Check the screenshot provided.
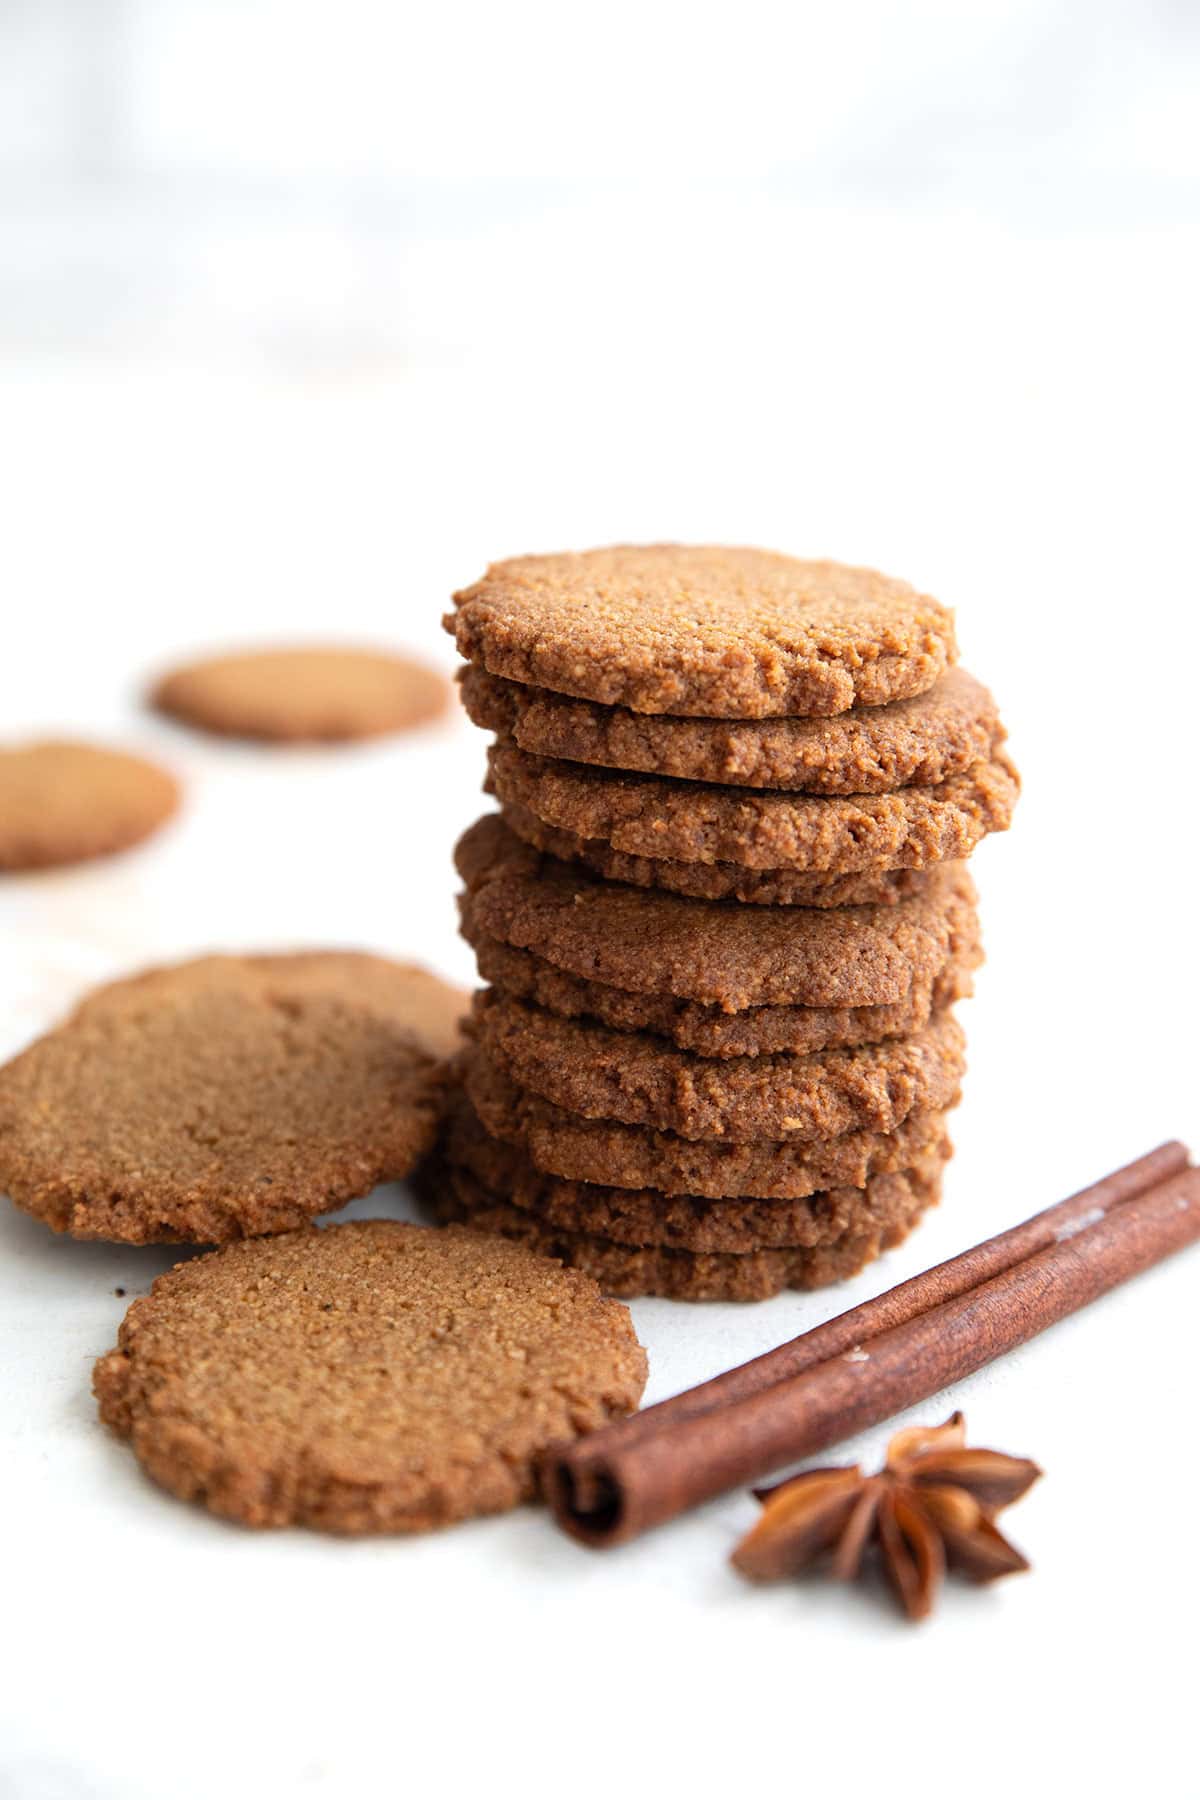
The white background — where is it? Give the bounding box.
[1,4,1198,1797]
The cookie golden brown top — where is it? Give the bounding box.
[467,913,980,1059]
[461,666,998,793]
[448,545,956,718]
[464,1046,957,1200]
[94,1221,647,1532]
[456,813,976,1013]
[0,739,178,871]
[487,741,1019,876]
[500,800,927,908]
[473,992,966,1143]
[0,952,467,1243]
[151,645,449,742]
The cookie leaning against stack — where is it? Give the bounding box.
[439,544,1018,1300]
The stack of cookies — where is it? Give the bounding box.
[438,545,1018,1301]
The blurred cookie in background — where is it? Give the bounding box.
[149,644,450,743]
[0,739,179,871]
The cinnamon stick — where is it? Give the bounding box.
[542,1142,1196,1546]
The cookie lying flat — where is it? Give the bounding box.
[433,1158,942,1301]
[500,801,926,907]
[76,951,466,1058]
[456,812,975,1012]
[464,1048,958,1199]
[472,993,966,1143]
[94,1221,647,1532]
[151,645,449,742]
[487,741,1019,875]
[0,740,178,871]
[0,953,466,1243]
[469,924,980,1058]
[447,545,956,719]
[445,1093,952,1254]
[462,666,999,794]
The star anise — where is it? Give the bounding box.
[731,1412,1041,1621]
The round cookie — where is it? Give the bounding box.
[487,741,1019,875]
[433,1157,942,1302]
[500,801,927,907]
[472,993,966,1143]
[76,951,467,1059]
[0,740,178,871]
[456,812,976,1013]
[461,665,999,794]
[464,1049,957,1200]
[444,1093,953,1254]
[447,545,957,719]
[94,1221,647,1532]
[468,926,980,1058]
[0,952,467,1243]
[151,645,449,742]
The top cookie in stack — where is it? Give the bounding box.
[439,545,1018,1300]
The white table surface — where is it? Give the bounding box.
[2,321,1198,1800]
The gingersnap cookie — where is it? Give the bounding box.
[456,813,976,1013]
[461,666,999,794]
[487,741,1019,875]
[501,800,926,907]
[464,1049,956,1199]
[472,993,966,1142]
[150,645,449,742]
[77,951,467,1058]
[433,1157,942,1301]
[0,739,178,871]
[469,924,980,1058]
[94,1221,647,1531]
[447,546,956,718]
[444,1092,952,1254]
[0,952,467,1243]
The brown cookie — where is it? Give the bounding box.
[0,953,467,1243]
[433,1157,942,1301]
[151,645,449,742]
[469,924,980,1058]
[0,740,179,871]
[447,545,956,718]
[471,993,966,1142]
[94,1221,647,1532]
[465,1048,957,1199]
[501,800,926,907]
[487,740,1019,875]
[76,951,467,1058]
[444,1092,952,1254]
[456,812,976,1012]
[461,665,999,794]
